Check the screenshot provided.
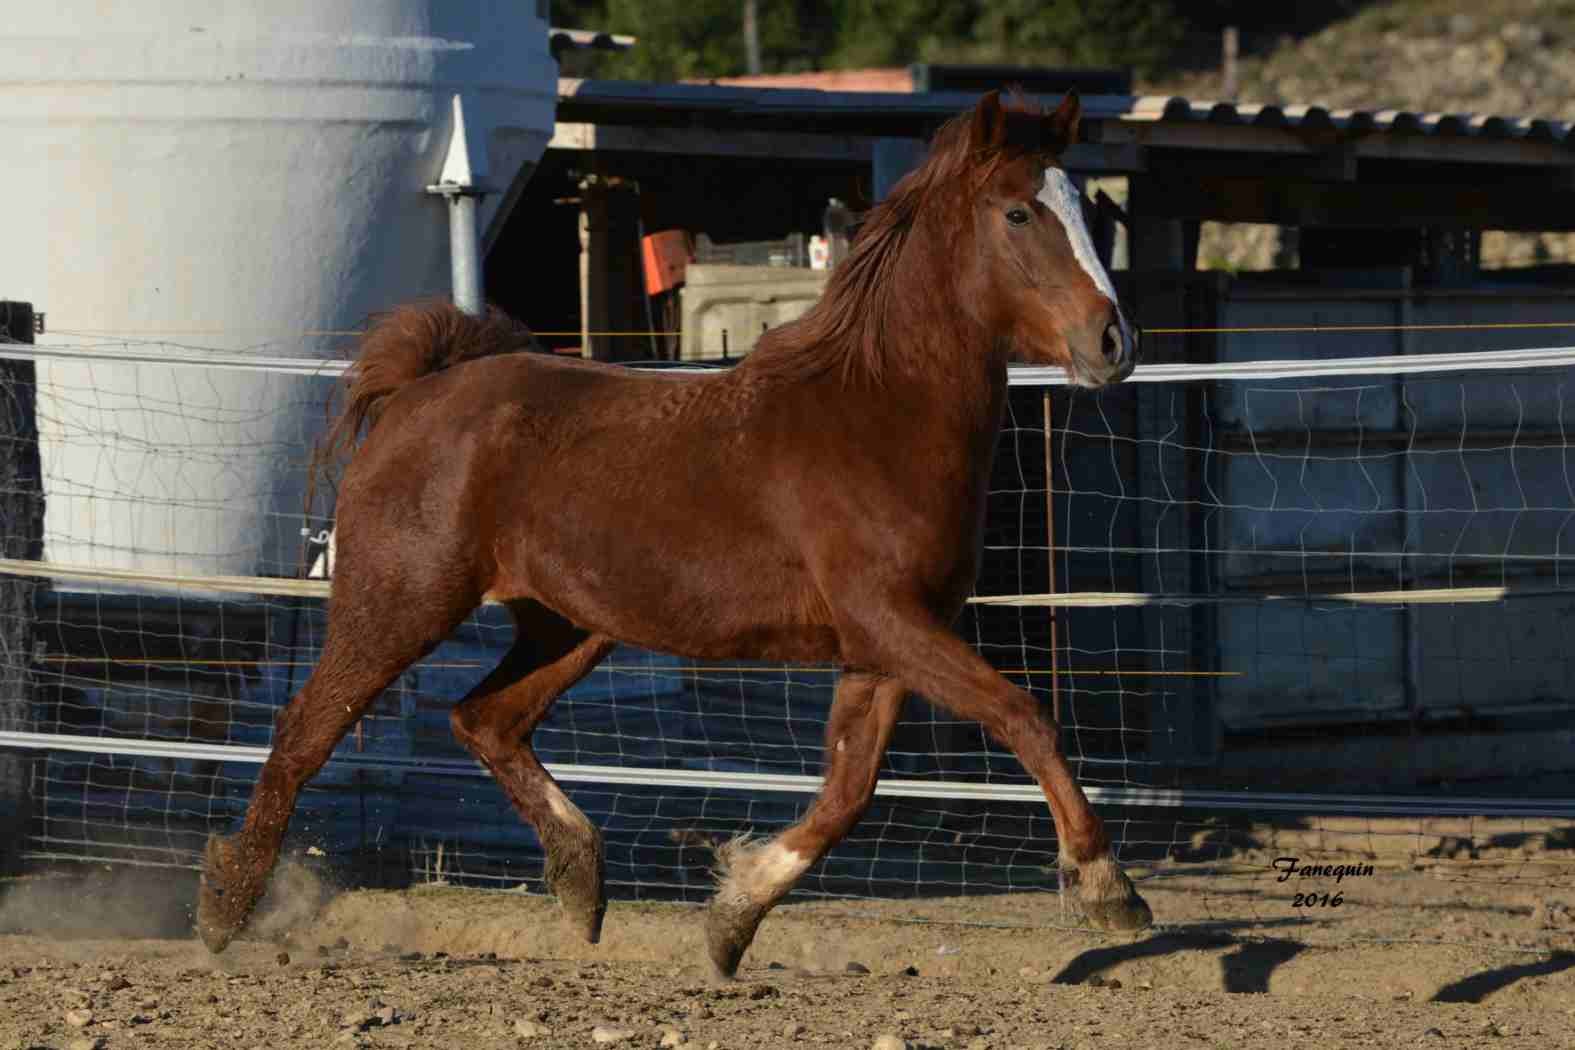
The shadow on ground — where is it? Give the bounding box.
[1432,952,1575,1004]
[1051,919,1315,991]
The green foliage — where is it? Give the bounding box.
[826,0,980,69]
[967,0,1184,73]
[547,0,1383,83]
[597,0,749,81]
[822,0,1186,75]
[553,0,842,80]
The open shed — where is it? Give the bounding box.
[487,78,1575,355]
[479,78,1575,794]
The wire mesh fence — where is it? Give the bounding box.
[1,324,1574,943]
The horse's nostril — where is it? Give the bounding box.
[1102,322,1123,363]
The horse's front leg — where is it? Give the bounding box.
[845,602,1152,933]
[706,671,906,979]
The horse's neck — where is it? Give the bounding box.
[880,275,1012,453]
[906,345,1012,467]
[821,325,1012,480]
[746,217,1013,458]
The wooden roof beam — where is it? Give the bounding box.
[1136,173,1575,231]
[1091,119,1575,170]
[549,121,1145,173]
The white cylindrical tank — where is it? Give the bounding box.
[0,1,556,584]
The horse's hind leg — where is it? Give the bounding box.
[706,670,906,979]
[449,602,615,943]
[197,591,473,953]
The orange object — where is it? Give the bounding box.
[642,230,691,296]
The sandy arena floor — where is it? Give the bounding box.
[5,844,1575,1050]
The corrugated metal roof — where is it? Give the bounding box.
[548,27,636,55]
[556,78,1575,162]
[1129,96,1575,147]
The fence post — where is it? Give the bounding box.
[0,301,43,878]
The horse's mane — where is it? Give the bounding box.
[743,91,1044,388]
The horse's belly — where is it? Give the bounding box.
[497,533,844,665]
[620,621,844,665]
[552,593,844,666]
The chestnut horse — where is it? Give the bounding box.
[196,89,1150,977]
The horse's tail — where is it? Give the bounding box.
[305,299,538,534]
[322,299,537,462]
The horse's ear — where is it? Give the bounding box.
[971,89,1007,152]
[1042,89,1082,156]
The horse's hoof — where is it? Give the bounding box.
[1066,855,1153,933]
[564,901,606,946]
[705,894,765,980]
[196,835,247,954]
[546,848,606,946]
[1082,889,1153,932]
[706,928,747,980]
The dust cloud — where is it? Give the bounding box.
[0,856,332,946]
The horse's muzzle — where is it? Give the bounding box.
[1101,316,1140,381]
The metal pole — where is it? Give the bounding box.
[426,95,492,318]
[448,193,484,317]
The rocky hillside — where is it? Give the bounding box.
[1139,0,1575,271]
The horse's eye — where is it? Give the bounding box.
[1006,207,1032,227]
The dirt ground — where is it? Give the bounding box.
[5,839,1575,1050]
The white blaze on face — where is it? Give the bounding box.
[1036,167,1128,337]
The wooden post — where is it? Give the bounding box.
[872,139,927,202]
[578,175,645,362]
[1221,26,1239,101]
[1127,177,1201,273]
[1042,391,1061,728]
[1045,389,1064,908]
[742,0,762,75]
[0,301,44,877]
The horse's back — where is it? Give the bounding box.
[346,351,836,659]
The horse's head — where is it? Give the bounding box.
[956,90,1139,387]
